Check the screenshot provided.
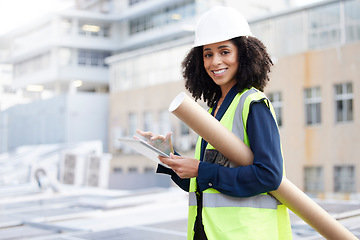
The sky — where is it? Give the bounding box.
[0,0,324,36]
[0,0,73,36]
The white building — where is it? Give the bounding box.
[0,1,118,152]
[0,64,29,112]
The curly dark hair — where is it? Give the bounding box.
[182,36,273,108]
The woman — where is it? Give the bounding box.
[137,6,292,240]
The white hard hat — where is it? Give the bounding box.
[193,6,253,47]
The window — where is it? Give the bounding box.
[129,0,195,35]
[334,83,353,123]
[78,22,111,38]
[268,92,283,127]
[128,167,138,173]
[129,113,137,137]
[334,165,355,192]
[304,87,321,125]
[308,3,341,48]
[344,1,360,43]
[77,50,110,67]
[143,112,153,132]
[144,167,155,173]
[304,166,324,192]
[159,110,171,135]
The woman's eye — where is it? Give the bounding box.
[204,53,212,58]
[221,50,230,55]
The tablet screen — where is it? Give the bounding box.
[117,138,170,168]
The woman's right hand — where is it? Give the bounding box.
[159,154,199,179]
[135,129,174,155]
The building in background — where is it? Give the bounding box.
[107,0,360,197]
[1,1,360,239]
[256,0,360,199]
[1,0,359,196]
[0,0,291,190]
[106,0,293,189]
[0,1,115,153]
[0,64,20,111]
[0,0,115,188]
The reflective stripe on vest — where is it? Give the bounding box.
[189,192,280,209]
[233,88,258,142]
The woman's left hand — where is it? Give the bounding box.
[159,153,199,179]
[136,129,174,155]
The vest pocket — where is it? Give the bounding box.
[204,149,230,167]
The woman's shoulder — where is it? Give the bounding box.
[238,87,267,104]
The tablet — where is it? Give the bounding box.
[117,138,171,168]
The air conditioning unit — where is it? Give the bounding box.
[59,152,85,186]
[84,153,110,188]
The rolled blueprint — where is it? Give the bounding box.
[169,92,357,240]
[271,178,357,240]
[169,92,253,166]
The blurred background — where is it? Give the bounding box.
[0,0,359,239]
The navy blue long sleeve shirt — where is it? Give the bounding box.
[157,96,283,197]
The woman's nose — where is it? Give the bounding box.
[212,54,222,65]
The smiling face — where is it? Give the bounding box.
[203,40,239,95]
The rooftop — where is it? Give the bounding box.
[0,183,359,240]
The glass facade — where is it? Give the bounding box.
[345,0,360,43]
[251,0,360,58]
[78,50,111,68]
[111,44,189,92]
[111,0,360,93]
[129,0,195,35]
[308,3,342,48]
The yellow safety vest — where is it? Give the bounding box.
[187,88,293,240]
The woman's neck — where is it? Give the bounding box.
[214,82,237,116]
[220,82,237,100]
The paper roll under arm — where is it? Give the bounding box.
[271,179,357,240]
[169,92,253,166]
[169,92,357,240]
